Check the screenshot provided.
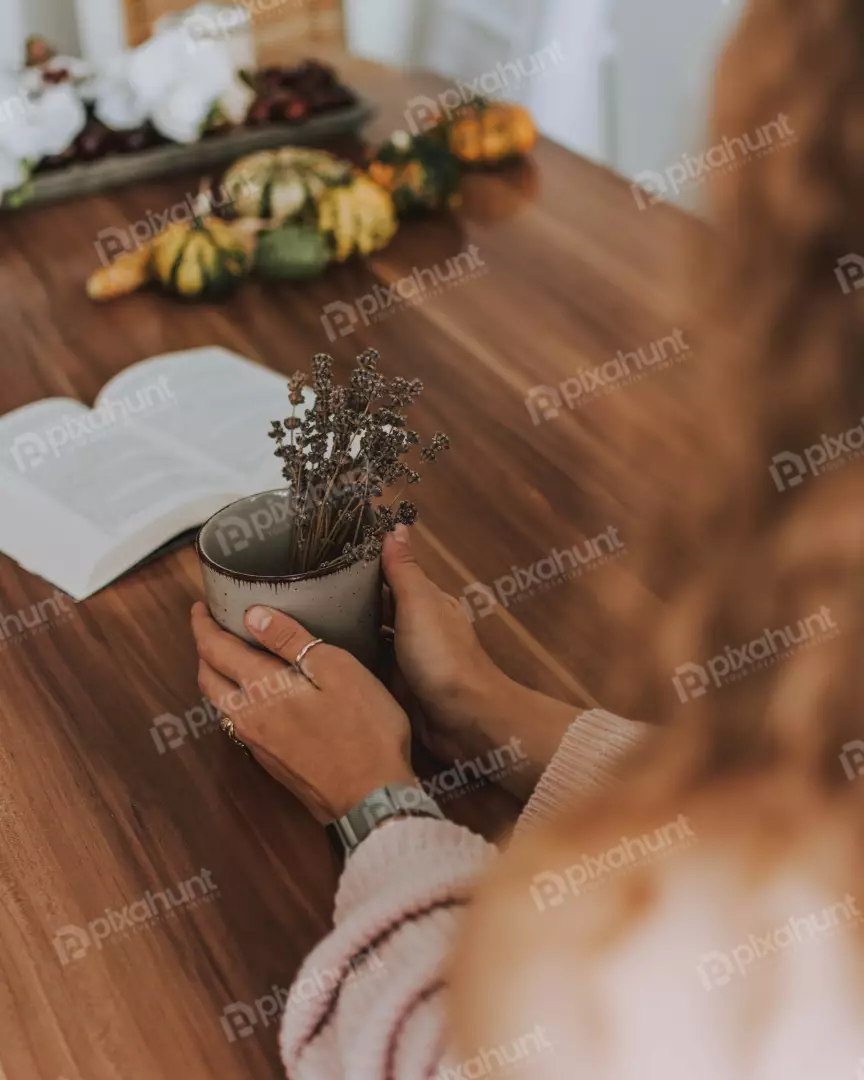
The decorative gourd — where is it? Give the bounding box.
[151,216,251,300]
[254,222,331,281]
[222,147,353,222]
[86,244,153,302]
[439,100,538,165]
[317,173,398,261]
[367,130,462,216]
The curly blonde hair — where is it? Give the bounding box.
[603,0,864,793]
[453,0,864,1067]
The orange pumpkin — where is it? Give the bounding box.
[444,101,538,165]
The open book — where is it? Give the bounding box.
[0,347,310,600]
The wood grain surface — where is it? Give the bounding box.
[0,57,697,1080]
[125,0,345,50]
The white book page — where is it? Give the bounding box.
[0,397,244,599]
[96,346,310,492]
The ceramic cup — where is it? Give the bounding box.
[197,490,383,670]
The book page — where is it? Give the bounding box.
[0,397,244,598]
[0,349,313,598]
[97,346,312,492]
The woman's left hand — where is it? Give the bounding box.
[191,602,416,824]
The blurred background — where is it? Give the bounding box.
[0,0,745,205]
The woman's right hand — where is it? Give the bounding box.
[382,527,580,798]
[382,525,507,764]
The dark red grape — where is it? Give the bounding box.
[246,98,273,125]
[284,98,309,123]
[117,123,158,154]
[76,119,115,161]
[38,144,78,171]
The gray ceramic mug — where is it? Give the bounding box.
[197,490,383,670]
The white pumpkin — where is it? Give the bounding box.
[223,148,353,222]
[0,82,85,161]
[31,84,87,157]
[94,78,149,131]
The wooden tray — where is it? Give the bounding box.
[7,97,376,210]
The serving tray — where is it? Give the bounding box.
[5,97,376,210]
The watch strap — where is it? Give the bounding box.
[325,783,445,857]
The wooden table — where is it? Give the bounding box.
[0,59,695,1080]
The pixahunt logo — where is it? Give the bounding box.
[631,113,795,209]
[841,741,864,782]
[697,894,862,990]
[404,39,565,133]
[0,90,31,127]
[150,696,222,755]
[460,527,625,623]
[770,418,864,491]
[525,330,690,423]
[94,185,248,267]
[530,815,695,911]
[0,591,75,650]
[10,378,175,472]
[220,951,385,1042]
[53,869,218,966]
[184,0,299,49]
[321,247,486,341]
[673,607,839,703]
[835,254,864,296]
[435,1025,554,1080]
[422,738,528,803]
[151,671,296,754]
[211,470,364,557]
[213,495,296,557]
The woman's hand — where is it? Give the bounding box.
[382,526,510,764]
[383,527,581,799]
[191,602,416,824]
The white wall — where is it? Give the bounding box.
[345,0,744,185]
[611,0,744,204]
[0,0,81,67]
[0,0,27,68]
[522,0,613,162]
[344,0,421,68]
[345,0,612,162]
[74,0,127,66]
[0,0,127,70]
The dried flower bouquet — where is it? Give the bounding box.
[268,349,449,575]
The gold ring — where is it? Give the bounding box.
[220,715,248,750]
[294,638,325,686]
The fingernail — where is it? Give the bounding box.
[247,606,273,631]
[393,524,410,544]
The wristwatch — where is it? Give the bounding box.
[325,783,445,857]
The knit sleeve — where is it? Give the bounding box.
[279,817,495,1080]
[278,708,648,1079]
[515,708,649,836]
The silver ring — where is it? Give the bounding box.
[294,638,325,686]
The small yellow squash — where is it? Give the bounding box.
[317,172,398,262]
[151,216,251,300]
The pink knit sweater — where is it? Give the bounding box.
[278,708,646,1079]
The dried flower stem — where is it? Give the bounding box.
[267,349,450,574]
